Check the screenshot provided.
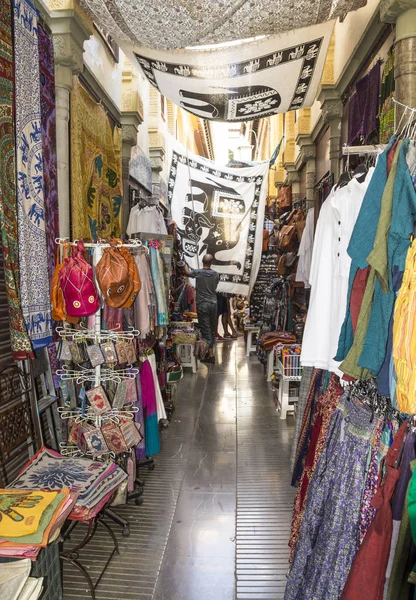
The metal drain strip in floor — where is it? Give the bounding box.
[236,369,296,599]
[62,426,194,599]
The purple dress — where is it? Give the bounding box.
[285,396,377,600]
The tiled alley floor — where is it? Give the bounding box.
[64,339,295,600]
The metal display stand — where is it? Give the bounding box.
[55,239,148,597]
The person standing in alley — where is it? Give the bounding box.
[184,255,219,363]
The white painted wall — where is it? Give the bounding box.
[83,33,123,108]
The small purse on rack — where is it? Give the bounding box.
[60,239,100,317]
[86,385,112,415]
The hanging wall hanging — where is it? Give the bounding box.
[80,0,364,51]
[0,0,33,360]
[13,0,52,351]
[134,22,334,122]
[169,140,268,295]
[70,78,123,241]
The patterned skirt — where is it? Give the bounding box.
[285,395,377,600]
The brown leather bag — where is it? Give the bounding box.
[295,220,306,242]
[96,239,141,309]
[278,186,292,210]
[277,224,297,251]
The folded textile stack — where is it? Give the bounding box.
[9,447,127,522]
[260,331,297,351]
[0,487,76,561]
[0,559,44,600]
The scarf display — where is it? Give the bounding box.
[70,77,122,241]
[149,246,168,327]
[12,0,52,351]
[348,61,381,145]
[0,0,33,360]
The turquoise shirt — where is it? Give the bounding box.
[335,138,396,362]
[359,140,416,374]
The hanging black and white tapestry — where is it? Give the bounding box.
[169,143,268,295]
[134,22,334,122]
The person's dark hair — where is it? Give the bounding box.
[202,254,214,267]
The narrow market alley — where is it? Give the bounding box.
[63,339,295,600]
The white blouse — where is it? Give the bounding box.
[127,205,167,236]
[296,208,315,289]
[300,169,374,376]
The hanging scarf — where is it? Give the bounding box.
[13,0,52,350]
[0,0,33,360]
[70,77,122,241]
[149,246,168,327]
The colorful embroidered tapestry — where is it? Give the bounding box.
[169,140,268,295]
[0,0,33,360]
[134,22,334,122]
[38,21,58,286]
[13,0,52,350]
[0,489,58,537]
[11,447,127,509]
[70,77,122,241]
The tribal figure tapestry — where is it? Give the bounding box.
[169,142,268,295]
[134,22,333,122]
[71,77,122,241]
[0,0,33,360]
[13,0,52,350]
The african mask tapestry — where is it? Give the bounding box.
[169,141,268,295]
[71,77,122,241]
[13,0,52,351]
[134,21,334,122]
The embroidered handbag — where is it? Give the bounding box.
[60,239,100,317]
[51,244,79,323]
[96,239,140,309]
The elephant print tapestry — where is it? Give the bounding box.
[71,77,122,241]
[13,0,52,351]
[134,22,334,122]
[169,143,268,295]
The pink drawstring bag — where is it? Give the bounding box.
[60,239,100,317]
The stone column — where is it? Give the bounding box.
[319,88,343,180]
[285,167,301,202]
[299,141,316,210]
[120,124,138,232]
[120,60,144,232]
[381,1,416,120]
[54,70,72,238]
[48,8,92,237]
[148,86,167,205]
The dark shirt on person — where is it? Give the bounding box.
[188,268,219,305]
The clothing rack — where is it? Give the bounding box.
[342,144,387,155]
[131,190,160,208]
[315,171,333,190]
